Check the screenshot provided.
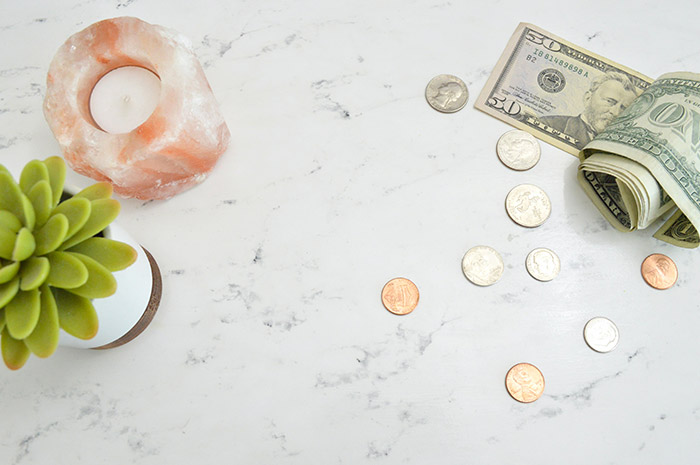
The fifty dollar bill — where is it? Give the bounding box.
[475,23,652,155]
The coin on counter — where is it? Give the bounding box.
[583,317,619,353]
[505,184,551,228]
[641,253,678,290]
[425,74,469,113]
[496,130,541,171]
[505,363,545,403]
[381,278,420,315]
[461,246,504,286]
[525,248,560,282]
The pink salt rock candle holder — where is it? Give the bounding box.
[43,17,230,200]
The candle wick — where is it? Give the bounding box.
[123,95,131,103]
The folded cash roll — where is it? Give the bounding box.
[578,72,700,248]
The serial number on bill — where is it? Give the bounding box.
[526,48,590,77]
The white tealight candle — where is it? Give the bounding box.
[89,66,161,134]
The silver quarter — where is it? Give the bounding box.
[425,74,469,113]
[505,184,551,228]
[496,130,541,171]
[583,317,619,353]
[461,246,504,286]
[525,248,560,282]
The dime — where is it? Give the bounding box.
[505,363,545,403]
[461,246,504,286]
[641,253,678,290]
[496,130,541,171]
[525,248,560,282]
[381,278,419,315]
[583,317,619,353]
[425,74,469,113]
[505,184,551,228]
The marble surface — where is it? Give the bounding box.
[1,1,699,463]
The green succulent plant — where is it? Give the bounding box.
[0,157,137,370]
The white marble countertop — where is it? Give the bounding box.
[1,1,699,463]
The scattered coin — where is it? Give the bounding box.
[505,184,551,228]
[381,277,419,315]
[525,248,560,282]
[496,130,541,171]
[641,253,678,290]
[461,246,504,286]
[505,363,545,403]
[583,317,619,353]
[425,74,469,113]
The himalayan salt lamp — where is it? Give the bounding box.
[43,17,230,200]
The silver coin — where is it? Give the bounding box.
[505,184,551,228]
[461,246,504,286]
[525,248,560,282]
[583,317,619,353]
[425,74,469,113]
[496,130,541,171]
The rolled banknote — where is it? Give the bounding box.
[580,72,700,248]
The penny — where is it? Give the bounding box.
[381,278,419,315]
[461,246,504,286]
[505,363,545,403]
[496,130,541,171]
[425,74,469,113]
[641,253,677,290]
[505,184,551,228]
[583,317,619,353]
[525,248,560,282]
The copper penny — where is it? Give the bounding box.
[505,363,545,403]
[381,278,419,315]
[641,253,678,290]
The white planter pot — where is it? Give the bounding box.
[56,189,161,349]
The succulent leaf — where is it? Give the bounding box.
[19,160,49,195]
[0,308,4,332]
[5,288,41,339]
[54,289,98,340]
[0,226,16,260]
[52,197,91,241]
[67,238,137,272]
[43,157,66,208]
[74,182,113,201]
[20,194,36,230]
[12,228,36,262]
[27,180,53,228]
[46,251,89,289]
[24,286,59,358]
[0,276,19,308]
[66,253,117,299]
[0,165,9,176]
[20,257,50,291]
[0,211,22,232]
[0,173,26,223]
[1,328,30,370]
[60,199,120,250]
[34,214,69,256]
[0,261,20,284]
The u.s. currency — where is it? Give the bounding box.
[583,317,619,353]
[579,72,700,248]
[505,363,545,403]
[461,246,504,286]
[640,253,678,290]
[425,74,469,113]
[505,184,551,227]
[476,23,652,155]
[525,248,560,281]
[496,129,541,170]
[381,278,420,315]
